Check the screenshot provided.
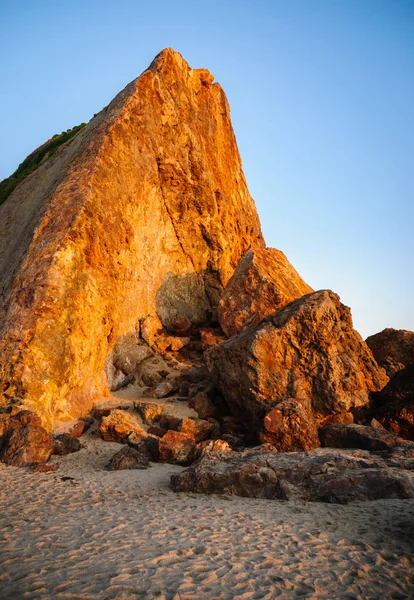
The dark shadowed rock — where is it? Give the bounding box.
[319,423,402,451]
[207,290,388,436]
[158,430,196,465]
[179,418,215,442]
[0,425,53,466]
[218,248,313,337]
[53,433,82,455]
[106,445,150,470]
[259,398,320,451]
[134,400,165,424]
[372,365,414,440]
[366,328,414,376]
[189,391,218,420]
[171,447,414,503]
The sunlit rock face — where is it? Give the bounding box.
[0,48,264,429]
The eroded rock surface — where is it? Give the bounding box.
[207,290,388,435]
[0,48,264,429]
[366,328,414,377]
[171,447,414,503]
[373,365,414,441]
[259,398,320,452]
[99,409,147,443]
[218,248,312,337]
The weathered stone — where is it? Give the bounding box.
[67,416,94,437]
[218,248,313,337]
[373,365,414,440]
[147,424,167,438]
[319,423,402,451]
[194,439,232,460]
[140,314,163,347]
[180,366,209,384]
[221,433,245,449]
[179,418,215,442]
[158,430,196,465]
[133,401,164,424]
[158,414,182,432]
[106,445,150,470]
[153,335,191,353]
[189,391,218,420]
[99,409,147,443]
[0,48,264,429]
[0,425,53,466]
[171,447,414,503]
[319,412,354,427]
[366,328,414,376]
[9,410,42,428]
[259,398,320,452]
[149,380,179,399]
[199,327,227,350]
[53,433,82,455]
[207,290,388,435]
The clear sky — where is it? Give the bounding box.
[1,0,413,338]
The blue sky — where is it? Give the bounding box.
[0,0,413,338]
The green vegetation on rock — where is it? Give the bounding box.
[0,123,86,207]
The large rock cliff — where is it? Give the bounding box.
[0,49,264,429]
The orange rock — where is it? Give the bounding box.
[0,425,53,466]
[194,439,232,460]
[218,248,313,337]
[99,409,147,443]
[179,418,215,442]
[30,463,59,473]
[0,48,264,429]
[259,399,320,452]
[207,290,389,435]
[158,430,196,465]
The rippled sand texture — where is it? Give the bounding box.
[1,440,413,599]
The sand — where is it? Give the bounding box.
[1,424,414,599]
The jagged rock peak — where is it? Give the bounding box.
[0,49,264,429]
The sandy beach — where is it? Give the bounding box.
[1,425,413,600]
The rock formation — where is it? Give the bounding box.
[206,290,388,437]
[366,328,414,377]
[0,49,264,429]
[372,365,414,440]
[171,446,414,503]
[218,247,313,337]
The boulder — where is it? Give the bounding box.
[259,398,320,452]
[53,433,82,455]
[67,416,94,437]
[149,380,179,399]
[199,327,227,350]
[366,328,414,376]
[319,423,402,451]
[0,48,264,429]
[158,431,196,465]
[194,439,232,460]
[0,424,53,466]
[373,365,414,440]
[127,432,160,462]
[218,248,313,337]
[319,412,354,427]
[171,447,414,503]
[179,418,215,442]
[189,391,218,420]
[99,409,147,443]
[106,445,150,470]
[133,401,164,424]
[207,290,388,435]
